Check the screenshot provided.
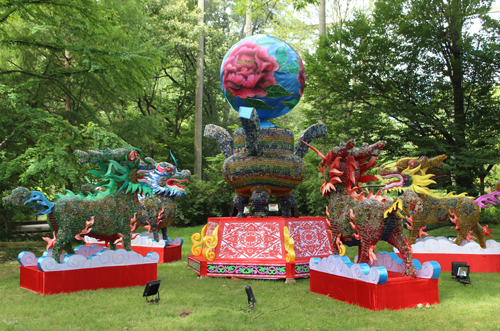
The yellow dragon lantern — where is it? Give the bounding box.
[379,155,492,248]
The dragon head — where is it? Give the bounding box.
[3,187,55,215]
[145,152,191,197]
[69,147,156,200]
[302,139,386,197]
[379,155,450,197]
[378,166,416,192]
[3,187,31,207]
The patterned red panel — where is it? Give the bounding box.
[287,219,332,258]
[218,221,283,259]
[206,221,219,236]
[202,220,220,252]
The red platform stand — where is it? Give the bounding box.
[20,264,157,295]
[309,269,439,310]
[188,216,332,279]
[87,243,182,264]
[398,253,500,273]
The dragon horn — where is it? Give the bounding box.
[170,150,177,169]
[170,150,184,175]
[300,139,326,162]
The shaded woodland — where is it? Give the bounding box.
[1,0,499,235]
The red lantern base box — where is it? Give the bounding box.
[309,269,439,310]
[84,232,183,264]
[17,246,159,295]
[20,264,157,295]
[395,236,500,273]
[400,253,500,273]
[188,216,333,279]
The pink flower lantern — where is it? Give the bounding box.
[220,35,305,120]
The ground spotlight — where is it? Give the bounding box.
[451,261,467,278]
[456,265,471,285]
[143,280,161,304]
[245,285,256,311]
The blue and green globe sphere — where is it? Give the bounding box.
[220,34,305,120]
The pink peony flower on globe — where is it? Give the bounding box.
[221,35,306,120]
[222,41,279,99]
[297,58,306,96]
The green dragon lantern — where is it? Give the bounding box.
[3,148,190,262]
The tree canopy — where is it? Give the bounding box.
[1,0,499,232]
[305,0,500,195]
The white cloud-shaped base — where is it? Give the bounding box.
[84,233,183,248]
[393,236,500,254]
[366,251,440,279]
[18,245,159,272]
[137,232,184,246]
[310,255,387,285]
[310,251,441,284]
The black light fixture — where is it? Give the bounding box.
[451,262,467,278]
[143,280,161,304]
[245,285,256,311]
[456,265,471,285]
[267,203,279,216]
[243,205,252,217]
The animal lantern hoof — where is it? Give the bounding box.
[403,266,418,278]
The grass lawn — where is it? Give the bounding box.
[1,226,500,330]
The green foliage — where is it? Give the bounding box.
[294,153,329,216]
[0,116,126,239]
[480,206,500,225]
[0,0,162,117]
[176,154,234,226]
[2,0,499,243]
[231,0,318,54]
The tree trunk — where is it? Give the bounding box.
[319,0,326,35]
[2,214,8,233]
[193,0,205,180]
[448,0,472,192]
[246,0,252,37]
[64,50,71,111]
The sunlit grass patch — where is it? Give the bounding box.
[1,226,500,330]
